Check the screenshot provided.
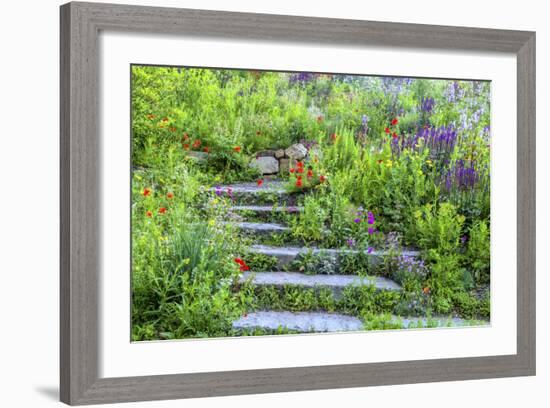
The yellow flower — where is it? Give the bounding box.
[426,159,433,167]
[386,160,393,168]
[208,219,216,227]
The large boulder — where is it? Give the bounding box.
[250,156,279,174]
[275,149,285,159]
[285,143,307,160]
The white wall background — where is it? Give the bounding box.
[0,0,546,407]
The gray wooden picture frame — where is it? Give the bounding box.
[60,1,536,405]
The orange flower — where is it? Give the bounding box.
[166,192,174,199]
[183,143,190,150]
[192,140,201,148]
[234,146,241,153]
[319,175,327,183]
[295,179,303,188]
[146,210,153,217]
[182,133,189,141]
[422,287,430,295]
[330,133,337,141]
[203,147,209,153]
[146,114,156,120]
[169,126,177,132]
[142,188,151,197]
[307,169,313,178]
[162,117,169,122]
[158,207,167,215]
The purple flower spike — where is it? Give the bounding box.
[367,247,373,254]
[354,218,361,224]
[368,227,374,235]
[346,238,355,247]
[215,186,222,196]
[367,211,375,225]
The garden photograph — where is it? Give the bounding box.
[131,65,491,341]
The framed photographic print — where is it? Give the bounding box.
[60,1,536,405]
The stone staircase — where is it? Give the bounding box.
[212,179,482,334]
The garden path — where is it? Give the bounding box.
[212,179,482,334]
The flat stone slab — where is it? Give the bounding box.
[249,244,419,268]
[233,311,363,333]
[396,316,489,328]
[230,205,303,214]
[210,180,287,194]
[224,222,289,234]
[240,271,401,296]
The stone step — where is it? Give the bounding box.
[233,311,363,333]
[232,311,488,334]
[229,205,303,218]
[223,221,290,235]
[208,180,299,204]
[398,316,489,329]
[249,244,419,268]
[239,271,401,297]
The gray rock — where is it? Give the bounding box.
[223,222,289,234]
[232,311,363,333]
[255,150,277,158]
[187,151,209,162]
[249,244,420,269]
[250,156,279,174]
[285,143,307,160]
[278,158,290,173]
[239,271,401,297]
[275,149,285,159]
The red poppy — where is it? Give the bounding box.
[307,169,313,178]
[142,188,151,197]
[158,207,167,215]
[296,161,304,168]
[183,143,190,150]
[385,127,390,134]
[392,132,398,139]
[297,175,303,180]
[319,175,327,183]
[169,126,177,132]
[203,147,209,153]
[297,167,304,174]
[257,179,264,187]
[391,118,399,126]
[330,133,337,141]
[234,258,244,265]
[240,264,250,272]
[289,168,295,173]
[234,146,241,153]
[192,140,201,148]
[295,179,303,188]
[166,192,174,199]
[146,210,153,218]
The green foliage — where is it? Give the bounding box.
[290,195,328,242]
[465,220,491,284]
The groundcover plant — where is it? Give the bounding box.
[131,65,491,341]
